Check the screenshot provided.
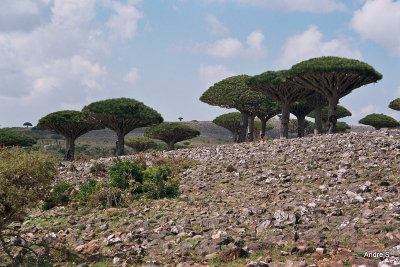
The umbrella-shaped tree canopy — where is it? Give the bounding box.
[247,70,313,138]
[288,56,382,133]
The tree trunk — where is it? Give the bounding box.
[280,102,290,139]
[116,132,125,156]
[65,137,75,161]
[232,131,238,142]
[168,142,175,151]
[314,105,323,135]
[297,115,306,138]
[247,114,255,141]
[260,118,266,139]
[237,112,249,142]
[327,98,338,134]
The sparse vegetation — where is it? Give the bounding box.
[125,137,158,153]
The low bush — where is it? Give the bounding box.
[87,187,124,208]
[0,128,37,147]
[125,137,158,153]
[75,179,102,206]
[89,162,107,176]
[109,158,146,191]
[0,149,57,263]
[42,182,73,210]
[141,165,180,199]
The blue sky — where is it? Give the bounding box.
[1,0,400,127]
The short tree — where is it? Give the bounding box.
[389,98,400,111]
[23,122,32,128]
[336,121,351,133]
[359,113,400,130]
[178,117,183,122]
[144,122,200,150]
[0,128,36,147]
[213,112,242,141]
[125,137,158,153]
[82,98,163,155]
[37,110,103,161]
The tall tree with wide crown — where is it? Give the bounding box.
[200,75,279,142]
[82,98,163,155]
[288,56,382,134]
[247,70,313,139]
[37,110,103,161]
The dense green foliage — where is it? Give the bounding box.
[359,113,400,130]
[108,158,180,199]
[109,158,146,191]
[213,112,241,137]
[307,105,352,120]
[75,179,101,206]
[125,137,158,153]
[0,149,56,228]
[0,128,37,147]
[144,122,200,150]
[336,121,351,133]
[289,56,383,79]
[82,97,163,121]
[389,98,400,111]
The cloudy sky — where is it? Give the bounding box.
[1,0,400,127]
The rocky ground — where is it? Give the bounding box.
[2,129,400,266]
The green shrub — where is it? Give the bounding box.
[75,179,102,206]
[359,113,400,129]
[0,149,56,228]
[109,158,146,191]
[90,163,107,176]
[42,182,73,210]
[142,165,180,199]
[0,128,37,147]
[125,137,158,153]
[336,121,351,133]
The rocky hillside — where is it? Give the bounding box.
[4,129,400,266]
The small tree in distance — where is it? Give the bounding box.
[178,117,183,122]
[144,122,200,150]
[23,122,32,128]
[213,112,242,141]
[82,98,163,156]
[37,110,103,161]
[359,113,400,130]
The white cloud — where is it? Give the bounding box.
[198,64,235,88]
[275,25,362,68]
[192,30,267,59]
[206,15,229,35]
[105,0,143,39]
[0,0,52,32]
[124,68,140,84]
[0,0,145,126]
[245,30,267,59]
[208,0,346,13]
[350,0,400,57]
[206,37,243,58]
